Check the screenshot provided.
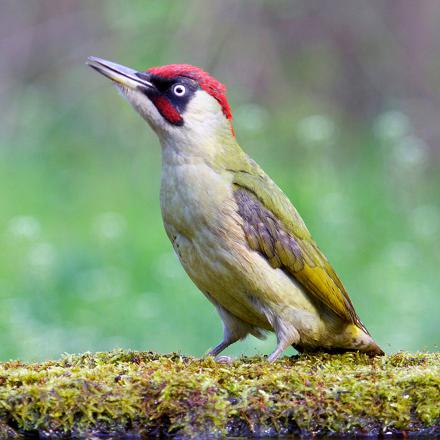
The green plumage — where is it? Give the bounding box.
[87,56,383,359]
[231,154,368,334]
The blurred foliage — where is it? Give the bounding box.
[0,0,439,361]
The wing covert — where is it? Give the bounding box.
[233,170,367,333]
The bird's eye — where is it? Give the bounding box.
[173,84,186,97]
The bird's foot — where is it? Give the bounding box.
[214,355,234,364]
[268,349,282,362]
[207,338,237,358]
[269,330,300,362]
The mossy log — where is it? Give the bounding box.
[0,350,439,438]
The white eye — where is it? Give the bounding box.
[173,84,186,96]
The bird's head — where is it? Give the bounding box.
[87,57,234,148]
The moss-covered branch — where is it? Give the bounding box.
[0,350,439,438]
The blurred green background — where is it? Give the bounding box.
[1,1,439,361]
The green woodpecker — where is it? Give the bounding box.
[87,57,384,361]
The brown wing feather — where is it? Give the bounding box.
[234,186,368,333]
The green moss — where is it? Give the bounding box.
[0,351,439,438]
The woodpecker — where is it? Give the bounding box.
[87,56,384,361]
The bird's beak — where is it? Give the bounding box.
[87,56,154,91]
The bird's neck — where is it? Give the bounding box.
[158,126,242,241]
[159,125,243,171]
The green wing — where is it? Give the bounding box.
[232,157,367,333]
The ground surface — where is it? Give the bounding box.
[0,350,439,438]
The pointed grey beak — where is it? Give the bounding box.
[87,56,154,90]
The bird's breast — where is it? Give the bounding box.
[159,160,272,327]
[158,159,321,332]
[160,161,235,239]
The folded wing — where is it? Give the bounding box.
[232,161,368,334]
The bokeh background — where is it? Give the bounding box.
[1,0,439,361]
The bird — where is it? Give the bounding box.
[87,56,384,361]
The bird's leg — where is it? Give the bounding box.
[206,304,251,361]
[208,336,239,357]
[268,325,300,362]
[268,340,291,362]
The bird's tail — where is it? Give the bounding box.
[364,340,385,356]
[294,344,384,356]
[293,324,385,356]
[346,323,385,356]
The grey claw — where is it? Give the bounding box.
[215,355,233,364]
